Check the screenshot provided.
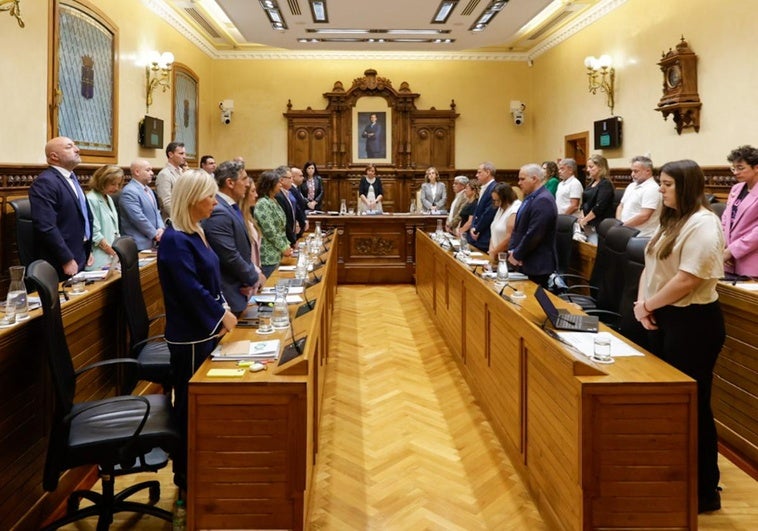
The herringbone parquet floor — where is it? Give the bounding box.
[58,285,757,530]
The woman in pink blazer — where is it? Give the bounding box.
[723,145,758,276]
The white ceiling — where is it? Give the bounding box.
[155,0,613,58]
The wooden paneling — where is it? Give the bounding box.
[309,214,445,283]
[416,231,698,530]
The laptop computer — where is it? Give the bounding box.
[534,286,599,332]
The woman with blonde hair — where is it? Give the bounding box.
[577,154,615,244]
[420,166,448,213]
[85,165,123,270]
[157,169,237,492]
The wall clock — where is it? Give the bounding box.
[655,36,701,134]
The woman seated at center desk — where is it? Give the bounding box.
[358,163,383,214]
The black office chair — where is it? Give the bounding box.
[710,202,726,220]
[618,237,651,351]
[9,197,35,268]
[112,236,172,392]
[27,260,178,531]
[612,188,625,214]
[558,217,622,308]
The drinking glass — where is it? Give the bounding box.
[2,293,16,326]
[593,334,612,362]
[257,313,274,334]
[71,274,86,294]
[272,284,289,329]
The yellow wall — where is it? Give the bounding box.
[0,0,754,169]
[205,59,532,169]
[531,0,757,168]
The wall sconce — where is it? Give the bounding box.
[584,54,615,114]
[0,0,25,28]
[145,51,174,113]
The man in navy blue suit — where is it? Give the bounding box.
[119,159,165,250]
[467,161,498,252]
[290,166,309,238]
[202,160,260,316]
[508,163,558,288]
[362,113,384,158]
[29,136,93,279]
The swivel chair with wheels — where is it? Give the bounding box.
[112,236,172,392]
[27,259,179,531]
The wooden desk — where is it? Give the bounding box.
[0,260,163,530]
[417,232,698,530]
[308,214,445,283]
[713,282,758,476]
[186,235,337,530]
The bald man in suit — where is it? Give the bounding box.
[29,136,93,279]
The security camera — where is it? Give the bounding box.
[510,100,526,125]
[219,99,234,125]
[221,110,232,125]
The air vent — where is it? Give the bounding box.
[183,7,221,38]
[527,4,584,41]
[461,0,481,16]
[287,0,302,15]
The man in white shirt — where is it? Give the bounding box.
[617,156,661,237]
[200,155,216,176]
[445,175,469,232]
[155,141,186,222]
[555,158,583,216]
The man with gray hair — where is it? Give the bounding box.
[508,163,557,288]
[467,162,498,252]
[445,175,469,232]
[202,160,259,315]
[556,158,583,216]
[616,155,661,237]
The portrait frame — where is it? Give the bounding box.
[352,97,392,164]
[171,64,199,164]
[49,0,119,163]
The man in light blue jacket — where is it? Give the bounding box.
[119,159,165,250]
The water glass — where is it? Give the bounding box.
[2,294,16,326]
[435,219,444,240]
[593,334,612,362]
[257,313,273,334]
[71,275,86,294]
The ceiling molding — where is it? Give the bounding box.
[527,0,629,61]
[145,0,624,63]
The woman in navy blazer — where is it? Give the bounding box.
[157,169,238,492]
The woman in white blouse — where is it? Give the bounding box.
[488,182,521,263]
[420,166,448,213]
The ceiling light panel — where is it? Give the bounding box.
[432,0,458,23]
[309,0,328,22]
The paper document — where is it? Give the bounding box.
[252,294,304,304]
[261,286,304,295]
[212,339,281,361]
[278,265,297,271]
[556,331,644,358]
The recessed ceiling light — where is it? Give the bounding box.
[309,1,328,23]
[432,1,458,24]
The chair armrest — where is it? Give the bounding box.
[553,273,589,284]
[132,334,166,352]
[74,357,140,377]
[585,309,622,331]
[563,284,599,296]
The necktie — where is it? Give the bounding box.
[231,203,244,220]
[144,185,156,207]
[70,173,91,240]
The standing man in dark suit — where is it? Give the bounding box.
[202,160,259,316]
[508,163,558,288]
[29,136,93,279]
[290,166,309,238]
[119,159,164,251]
[467,162,498,252]
[274,165,298,245]
[362,113,384,158]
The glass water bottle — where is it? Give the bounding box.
[7,266,28,321]
[272,284,289,329]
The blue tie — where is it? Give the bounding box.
[70,173,91,240]
[231,203,243,220]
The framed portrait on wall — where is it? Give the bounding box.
[50,0,119,163]
[172,64,199,163]
[352,97,392,164]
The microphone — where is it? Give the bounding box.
[279,310,307,366]
[296,283,316,317]
[307,267,322,285]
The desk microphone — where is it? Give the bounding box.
[296,284,316,317]
[308,267,322,284]
[279,311,307,366]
